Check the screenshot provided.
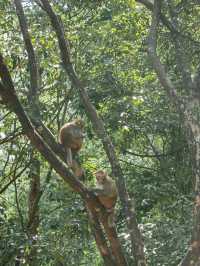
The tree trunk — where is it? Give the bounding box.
[38,1,146,264]
[0,53,127,265]
[179,102,200,266]
[14,1,41,265]
[147,1,200,265]
[26,156,40,266]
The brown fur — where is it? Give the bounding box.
[93,170,118,227]
[59,119,84,177]
[94,170,118,209]
[71,159,84,178]
[59,119,84,154]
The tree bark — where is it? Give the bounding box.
[14,0,126,262]
[37,1,146,264]
[26,157,40,266]
[0,53,126,265]
[14,1,41,264]
[147,1,200,265]
[179,104,200,266]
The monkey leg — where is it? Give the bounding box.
[71,159,85,178]
[107,209,115,228]
[66,148,73,167]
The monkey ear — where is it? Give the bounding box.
[100,175,104,181]
[75,118,84,127]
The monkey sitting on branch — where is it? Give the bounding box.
[92,169,118,227]
[59,119,84,177]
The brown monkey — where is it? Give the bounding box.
[59,119,84,177]
[92,169,118,227]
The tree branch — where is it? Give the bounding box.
[0,53,87,196]
[36,1,145,264]
[14,0,40,97]
[0,53,118,266]
[136,0,200,45]
[0,130,22,145]
[147,1,200,265]
[0,162,31,194]
[147,0,181,109]
[14,3,41,263]
[14,179,25,232]
[167,2,193,91]
[136,0,179,33]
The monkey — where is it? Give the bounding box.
[92,169,118,227]
[71,159,85,178]
[59,119,84,177]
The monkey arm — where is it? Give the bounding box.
[71,159,85,178]
[73,127,85,138]
[92,181,118,197]
[92,187,109,196]
[66,147,73,167]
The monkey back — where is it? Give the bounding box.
[59,122,84,152]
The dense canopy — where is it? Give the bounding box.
[0,1,200,266]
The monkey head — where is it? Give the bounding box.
[95,170,107,184]
[74,118,84,129]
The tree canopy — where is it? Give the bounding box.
[0,1,200,266]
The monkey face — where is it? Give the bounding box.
[95,170,106,184]
[75,119,84,128]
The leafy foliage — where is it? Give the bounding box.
[0,0,197,265]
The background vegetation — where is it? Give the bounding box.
[1,1,199,265]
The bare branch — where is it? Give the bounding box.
[0,53,85,195]
[147,0,180,107]
[14,0,39,97]
[0,111,12,122]
[0,162,31,195]
[125,149,169,158]
[0,130,22,145]
[32,0,45,11]
[167,2,193,91]
[136,0,179,33]
[136,0,200,45]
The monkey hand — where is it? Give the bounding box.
[67,159,73,168]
